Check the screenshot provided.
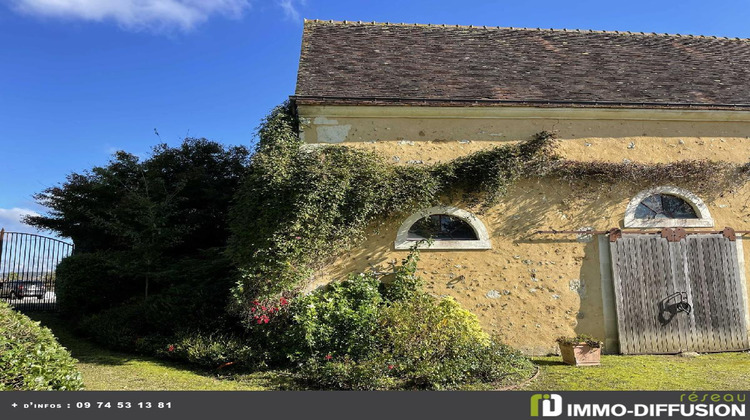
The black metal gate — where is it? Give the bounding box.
[0,229,74,311]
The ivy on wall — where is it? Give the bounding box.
[548,159,748,197]
[228,103,750,322]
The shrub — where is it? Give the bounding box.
[378,246,424,302]
[166,333,256,369]
[288,249,534,390]
[376,295,530,389]
[78,303,145,351]
[288,272,383,362]
[0,302,83,390]
[74,250,241,365]
[279,247,426,364]
[55,252,134,318]
[296,356,397,390]
[294,293,534,390]
[77,256,239,354]
[79,308,258,370]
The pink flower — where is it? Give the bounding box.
[388,364,394,370]
[280,297,289,306]
[325,354,333,361]
[168,345,175,352]
[295,236,302,240]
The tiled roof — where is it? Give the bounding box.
[294,20,750,109]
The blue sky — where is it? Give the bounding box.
[2,0,750,234]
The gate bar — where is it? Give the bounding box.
[0,231,74,311]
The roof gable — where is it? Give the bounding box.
[295,20,750,109]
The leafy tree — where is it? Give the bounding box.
[27,138,249,255]
[26,138,249,310]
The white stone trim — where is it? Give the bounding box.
[394,206,491,250]
[623,186,714,228]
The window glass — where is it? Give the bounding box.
[407,214,478,240]
[634,194,698,219]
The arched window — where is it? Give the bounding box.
[407,214,478,241]
[395,206,491,250]
[624,186,714,228]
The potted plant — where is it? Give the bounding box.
[556,335,603,366]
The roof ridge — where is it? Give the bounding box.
[302,18,749,41]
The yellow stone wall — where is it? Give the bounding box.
[297,105,750,355]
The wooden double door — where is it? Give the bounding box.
[610,233,749,354]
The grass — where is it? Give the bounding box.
[28,313,287,391]
[23,312,750,391]
[523,353,750,391]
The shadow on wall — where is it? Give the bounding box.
[493,178,630,354]
[310,216,402,289]
[490,178,638,240]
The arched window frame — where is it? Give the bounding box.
[624,186,714,228]
[394,206,491,250]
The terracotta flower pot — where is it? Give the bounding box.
[559,342,601,366]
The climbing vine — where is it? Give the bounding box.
[228,103,749,323]
[547,159,748,197]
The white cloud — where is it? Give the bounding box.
[277,0,304,21]
[10,0,252,32]
[0,208,41,234]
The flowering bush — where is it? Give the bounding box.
[250,296,290,324]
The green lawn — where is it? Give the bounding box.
[523,353,750,391]
[28,313,287,391]
[26,313,750,391]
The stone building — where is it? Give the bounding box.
[290,19,750,355]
